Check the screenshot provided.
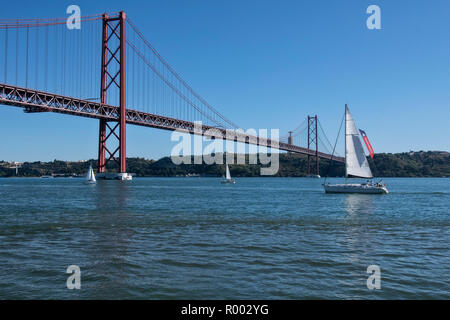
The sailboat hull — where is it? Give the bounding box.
[221,179,236,184]
[324,183,388,194]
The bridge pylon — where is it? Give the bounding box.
[307,115,319,177]
[97,11,131,180]
[287,131,293,151]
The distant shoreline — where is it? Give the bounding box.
[1,151,449,178]
[1,176,449,179]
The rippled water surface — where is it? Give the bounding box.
[0,177,449,299]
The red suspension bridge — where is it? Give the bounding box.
[0,11,343,179]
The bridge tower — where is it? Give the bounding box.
[288,131,293,148]
[307,115,319,177]
[97,12,131,180]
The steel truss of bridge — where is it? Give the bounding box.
[0,83,345,163]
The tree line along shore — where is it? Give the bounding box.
[0,151,449,178]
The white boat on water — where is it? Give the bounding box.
[324,105,388,194]
[85,165,96,184]
[221,164,236,184]
[324,182,387,194]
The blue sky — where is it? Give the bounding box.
[0,0,449,162]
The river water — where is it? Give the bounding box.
[0,177,448,299]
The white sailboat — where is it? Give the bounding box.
[221,164,236,184]
[324,105,388,194]
[85,165,97,184]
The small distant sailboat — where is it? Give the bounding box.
[221,164,236,184]
[85,165,96,184]
[324,105,388,194]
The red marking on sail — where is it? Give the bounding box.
[359,129,374,159]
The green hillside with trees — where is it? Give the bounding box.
[0,151,449,178]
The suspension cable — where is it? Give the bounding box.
[318,119,336,153]
[126,38,227,129]
[25,25,29,88]
[126,17,239,129]
[4,26,7,83]
[0,14,104,29]
[323,111,345,184]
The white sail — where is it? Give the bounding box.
[90,167,96,182]
[345,106,373,179]
[225,164,231,180]
[86,165,96,183]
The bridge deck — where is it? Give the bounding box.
[0,83,345,163]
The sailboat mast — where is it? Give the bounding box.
[344,104,348,183]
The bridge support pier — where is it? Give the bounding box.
[97,12,131,180]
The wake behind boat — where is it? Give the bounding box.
[221,164,236,184]
[324,105,388,194]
